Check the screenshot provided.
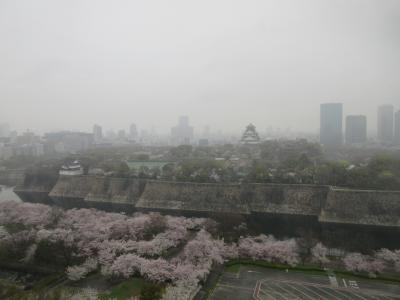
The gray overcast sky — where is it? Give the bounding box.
[0,0,399,135]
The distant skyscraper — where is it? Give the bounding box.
[320,103,343,147]
[93,124,102,142]
[202,125,210,138]
[198,138,209,146]
[0,123,10,138]
[171,116,194,145]
[377,105,394,144]
[118,129,126,140]
[179,116,189,127]
[394,110,400,145]
[129,123,138,140]
[345,115,367,144]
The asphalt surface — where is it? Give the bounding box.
[209,266,400,300]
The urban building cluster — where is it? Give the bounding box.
[1,104,400,161]
[0,127,44,160]
[0,116,221,160]
[91,116,233,147]
[0,126,94,160]
[320,103,400,147]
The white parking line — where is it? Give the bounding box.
[253,281,261,300]
[217,283,254,291]
[271,282,303,300]
[248,271,263,273]
[283,282,320,300]
[343,279,348,287]
[298,283,329,299]
[259,285,283,300]
[253,278,400,300]
[259,284,289,300]
[265,283,292,300]
[328,274,339,287]
[314,286,352,300]
[349,280,359,289]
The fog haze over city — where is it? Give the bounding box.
[2,2,400,298]
[1,0,399,134]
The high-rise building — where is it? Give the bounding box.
[202,125,210,139]
[118,129,126,140]
[345,115,367,144]
[0,123,10,138]
[171,116,194,145]
[179,116,189,127]
[129,123,138,140]
[377,105,394,144]
[395,110,400,145]
[93,124,102,142]
[320,103,343,147]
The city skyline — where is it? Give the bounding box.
[2,102,400,136]
[2,102,400,140]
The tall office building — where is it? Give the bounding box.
[395,110,400,145]
[320,103,343,147]
[0,123,10,138]
[118,129,126,140]
[377,105,394,144]
[93,124,103,142]
[171,116,194,145]
[345,115,367,144]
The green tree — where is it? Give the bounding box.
[168,145,193,160]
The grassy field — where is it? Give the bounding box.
[98,278,145,300]
[226,264,241,274]
[0,273,151,300]
[225,260,400,283]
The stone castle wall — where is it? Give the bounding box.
[320,187,400,227]
[14,175,400,228]
[136,181,248,214]
[0,169,25,186]
[246,184,328,216]
[14,171,58,204]
[47,176,145,209]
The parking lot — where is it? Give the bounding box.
[209,265,400,300]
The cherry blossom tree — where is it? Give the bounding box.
[21,244,38,264]
[67,258,98,281]
[182,230,225,266]
[343,252,385,276]
[6,200,400,291]
[109,254,146,278]
[0,225,10,241]
[163,280,199,300]
[375,249,400,272]
[311,243,330,266]
[238,235,299,266]
[0,200,53,228]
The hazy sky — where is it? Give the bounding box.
[1,0,399,135]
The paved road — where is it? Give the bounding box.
[209,266,400,300]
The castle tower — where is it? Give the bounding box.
[241,123,260,144]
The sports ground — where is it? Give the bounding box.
[209,265,400,300]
